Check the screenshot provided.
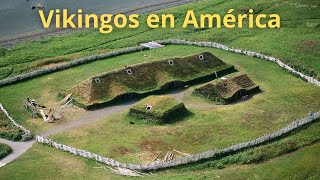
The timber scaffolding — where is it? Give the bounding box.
[24,95,73,123]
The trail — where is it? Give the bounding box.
[40,101,136,137]
[0,138,35,167]
[0,89,191,167]
[41,89,188,137]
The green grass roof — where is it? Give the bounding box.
[130,95,184,117]
[67,52,232,107]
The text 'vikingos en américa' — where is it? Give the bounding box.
[39,9,281,34]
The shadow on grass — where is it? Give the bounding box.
[165,110,195,125]
[125,109,195,126]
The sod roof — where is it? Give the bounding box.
[64,52,233,108]
[131,96,183,116]
[194,73,260,104]
[129,95,187,123]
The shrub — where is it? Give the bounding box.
[0,143,12,160]
[21,133,33,141]
[0,48,5,57]
[0,111,23,141]
[0,67,12,79]
[216,162,225,169]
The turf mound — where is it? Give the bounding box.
[194,73,260,104]
[0,110,23,141]
[128,95,188,123]
[0,143,12,160]
[62,52,234,109]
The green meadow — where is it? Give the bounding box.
[0,0,319,79]
[0,0,319,179]
[45,45,320,164]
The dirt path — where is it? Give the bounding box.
[41,89,188,137]
[0,88,211,167]
[0,138,35,167]
[40,101,136,137]
[0,100,136,167]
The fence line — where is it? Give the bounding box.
[36,111,320,171]
[0,103,32,141]
[0,40,319,87]
[0,46,146,87]
[1,38,320,170]
[159,39,320,86]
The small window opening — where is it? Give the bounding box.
[168,60,174,65]
[126,69,133,75]
[146,105,153,110]
[95,78,101,84]
[198,54,204,60]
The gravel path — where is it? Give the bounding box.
[40,101,136,137]
[0,138,35,167]
[0,89,188,167]
[0,101,136,167]
[41,89,187,137]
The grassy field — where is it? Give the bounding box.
[41,45,320,164]
[0,0,319,79]
[0,45,318,135]
[157,142,320,180]
[0,46,218,133]
[0,122,319,179]
[0,44,318,177]
[0,143,12,160]
[176,118,320,171]
[0,0,319,178]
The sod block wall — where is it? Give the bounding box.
[194,73,260,104]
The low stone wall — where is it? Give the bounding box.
[0,104,32,141]
[36,111,320,171]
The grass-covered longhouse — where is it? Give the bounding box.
[129,95,188,123]
[194,73,260,104]
[64,52,234,109]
